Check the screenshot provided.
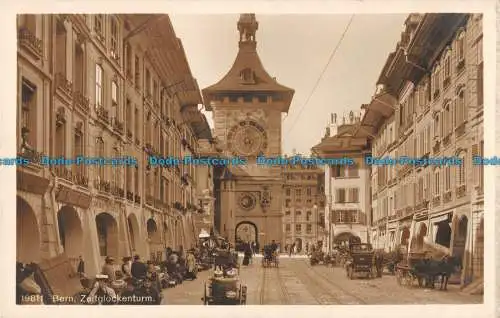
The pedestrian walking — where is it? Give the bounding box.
[77,255,85,278]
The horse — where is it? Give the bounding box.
[412,256,462,290]
[434,256,462,290]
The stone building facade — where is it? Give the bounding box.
[202,14,294,247]
[312,111,372,252]
[16,14,214,276]
[282,158,325,252]
[362,13,483,286]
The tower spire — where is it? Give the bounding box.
[238,14,258,49]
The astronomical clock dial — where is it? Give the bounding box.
[227,120,268,157]
[239,193,256,211]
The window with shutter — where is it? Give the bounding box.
[472,144,479,184]
[434,169,440,196]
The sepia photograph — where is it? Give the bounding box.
[10,4,493,313]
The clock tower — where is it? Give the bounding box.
[202,14,294,247]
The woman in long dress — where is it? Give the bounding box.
[185,249,197,280]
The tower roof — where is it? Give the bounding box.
[202,14,294,111]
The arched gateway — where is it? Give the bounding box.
[235,221,258,251]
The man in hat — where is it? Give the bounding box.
[121,256,132,278]
[131,255,148,280]
[102,256,116,282]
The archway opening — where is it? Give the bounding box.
[415,223,428,251]
[400,227,410,247]
[435,221,452,248]
[295,237,303,252]
[147,218,162,257]
[452,216,468,260]
[235,221,258,252]
[57,206,83,260]
[333,232,360,247]
[127,214,140,255]
[17,197,40,263]
[95,212,119,257]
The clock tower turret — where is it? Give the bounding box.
[202,14,294,246]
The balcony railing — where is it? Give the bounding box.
[111,185,124,198]
[432,195,441,207]
[456,185,466,198]
[126,191,134,201]
[95,179,111,193]
[54,166,73,182]
[126,129,133,140]
[443,191,452,203]
[73,172,89,187]
[113,119,124,134]
[415,200,429,211]
[74,91,90,113]
[96,106,110,124]
[134,194,141,204]
[18,28,43,59]
[55,72,73,97]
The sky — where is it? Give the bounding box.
[170,14,407,155]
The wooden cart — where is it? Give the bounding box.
[395,252,426,287]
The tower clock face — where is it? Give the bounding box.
[227,120,267,157]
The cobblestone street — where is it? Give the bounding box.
[162,255,483,305]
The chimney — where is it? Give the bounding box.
[329,112,338,137]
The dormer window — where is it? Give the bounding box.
[240,68,255,84]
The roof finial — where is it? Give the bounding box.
[238,14,258,46]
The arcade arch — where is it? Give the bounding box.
[435,220,452,248]
[400,227,410,247]
[95,212,119,257]
[17,196,40,263]
[57,206,83,259]
[415,223,427,250]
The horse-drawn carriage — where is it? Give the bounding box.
[262,250,279,268]
[345,243,377,279]
[202,270,247,305]
[395,251,462,290]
